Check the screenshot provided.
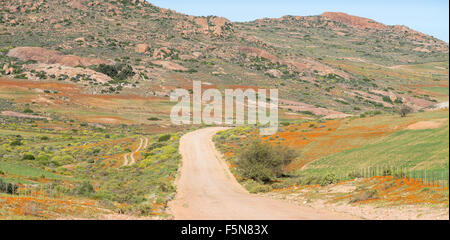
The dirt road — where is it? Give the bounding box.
[169,127,358,220]
[122,136,148,166]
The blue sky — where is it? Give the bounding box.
[149,0,449,42]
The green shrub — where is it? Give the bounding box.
[298,176,322,185]
[40,136,50,140]
[10,139,23,146]
[23,108,34,114]
[244,180,273,193]
[37,155,50,165]
[93,63,135,81]
[382,169,392,176]
[147,142,165,151]
[382,96,392,103]
[72,181,95,197]
[280,122,290,127]
[396,105,413,117]
[51,155,75,166]
[135,202,154,216]
[237,140,297,182]
[394,98,403,104]
[271,180,293,189]
[22,154,35,160]
[320,173,338,186]
[158,134,172,142]
[0,179,18,195]
[350,189,379,203]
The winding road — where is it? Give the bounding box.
[169,127,357,220]
[122,136,148,166]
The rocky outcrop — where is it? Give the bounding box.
[68,0,87,11]
[193,16,233,36]
[153,47,171,59]
[321,12,388,30]
[238,46,278,62]
[151,60,187,71]
[28,63,112,83]
[2,64,14,75]
[265,69,282,78]
[1,111,51,120]
[7,47,106,67]
[135,43,150,53]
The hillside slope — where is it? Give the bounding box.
[0,0,448,117]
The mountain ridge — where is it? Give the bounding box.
[0,0,448,117]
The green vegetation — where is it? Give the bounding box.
[0,162,66,181]
[237,140,297,182]
[0,0,447,115]
[422,86,449,95]
[215,111,449,190]
[304,123,449,176]
[396,105,413,117]
[350,189,379,203]
[0,113,183,217]
[0,0,448,219]
[0,178,18,194]
[92,63,135,82]
[158,134,172,142]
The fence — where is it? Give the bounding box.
[332,166,449,190]
[1,183,72,200]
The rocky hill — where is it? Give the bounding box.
[0,0,448,116]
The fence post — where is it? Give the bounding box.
[446,170,448,188]
[432,170,434,187]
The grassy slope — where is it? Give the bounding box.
[306,121,449,174]
[214,109,449,178]
[294,110,448,168]
[0,162,67,182]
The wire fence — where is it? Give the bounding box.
[333,166,449,190]
[0,182,75,200]
[2,184,54,198]
[0,182,102,218]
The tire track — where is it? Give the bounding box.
[122,136,148,166]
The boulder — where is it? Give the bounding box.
[153,47,171,59]
[151,60,187,71]
[266,69,282,78]
[7,47,106,67]
[135,43,150,53]
[75,37,85,42]
[2,64,13,75]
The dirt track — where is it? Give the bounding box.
[122,136,148,166]
[169,127,358,220]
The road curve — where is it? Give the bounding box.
[122,136,148,166]
[168,127,358,220]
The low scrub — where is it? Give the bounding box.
[92,63,135,81]
[237,140,298,183]
[0,178,18,195]
[297,173,339,186]
[243,180,273,193]
[350,189,379,203]
[72,181,95,197]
